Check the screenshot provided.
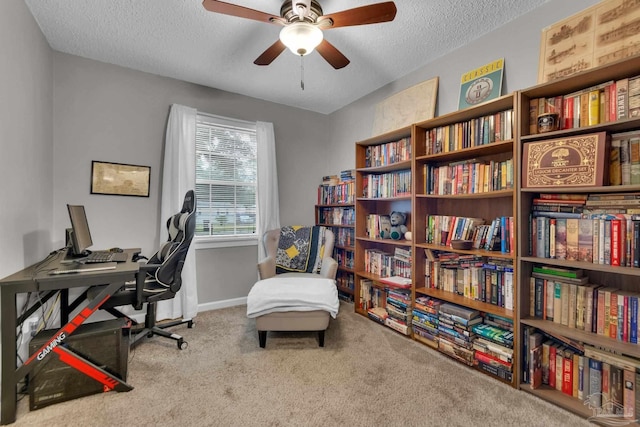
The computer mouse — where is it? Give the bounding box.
[109,247,124,253]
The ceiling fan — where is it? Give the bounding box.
[202,0,397,69]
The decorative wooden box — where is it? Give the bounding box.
[522,132,609,188]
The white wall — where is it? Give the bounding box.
[0,1,53,277]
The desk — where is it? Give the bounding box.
[0,248,141,425]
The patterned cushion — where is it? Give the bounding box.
[275,226,326,274]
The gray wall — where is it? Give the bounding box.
[325,0,602,172]
[1,0,604,305]
[52,53,330,304]
[0,0,53,277]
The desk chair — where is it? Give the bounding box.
[89,190,196,350]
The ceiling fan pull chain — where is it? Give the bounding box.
[300,55,305,90]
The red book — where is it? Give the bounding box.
[562,352,573,396]
[549,345,557,389]
[611,219,621,266]
[563,96,574,129]
[609,82,617,123]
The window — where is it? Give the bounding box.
[195,114,257,240]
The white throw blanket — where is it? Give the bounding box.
[246,277,340,319]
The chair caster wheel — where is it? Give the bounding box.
[178,339,188,350]
[188,320,194,328]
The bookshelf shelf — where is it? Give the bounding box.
[416,139,513,163]
[517,54,640,420]
[521,317,640,359]
[416,189,513,200]
[415,287,514,318]
[417,242,515,260]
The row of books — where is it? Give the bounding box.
[423,109,514,155]
[528,74,640,135]
[317,206,355,226]
[426,215,514,253]
[412,297,514,381]
[321,169,355,185]
[363,248,412,279]
[424,253,514,310]
[364,137,411,167]
[361,170,411,199]
[529,270,640,345]
[334,248,354,270]
[335,227,354,248]
[336,273,354,292]
[317,180,355,205]
[423,158,513,196]
[358,279,385,312]
[530,215,640,268]
[525,328,640,420]
[610,131,640,186]
[362,286,413,335]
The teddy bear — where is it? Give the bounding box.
[380,211,407,240]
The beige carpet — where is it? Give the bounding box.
[12,302,591,427]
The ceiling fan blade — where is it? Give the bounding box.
[316,39,350,69]
[202,0,281,24]
[320,2,397,29]
[254,40,287,66]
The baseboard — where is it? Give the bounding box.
[198,297,247,313]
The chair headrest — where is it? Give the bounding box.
[181,190,196,214]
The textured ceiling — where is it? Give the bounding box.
[24,0,548,114]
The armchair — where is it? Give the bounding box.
[247,226,340,348]
[89,190,196,350]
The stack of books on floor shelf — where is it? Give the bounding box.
[411,297,514,382]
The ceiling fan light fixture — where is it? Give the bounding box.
[279,22,323,56]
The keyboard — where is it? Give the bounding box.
[49,262,117,275]
[85,251,128,263]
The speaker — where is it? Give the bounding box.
[28,319,129,410]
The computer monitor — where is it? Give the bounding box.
[67,204,94,257]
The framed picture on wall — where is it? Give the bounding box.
[91,161,151,197]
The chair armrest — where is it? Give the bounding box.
[319,257,338,280]
[257,257,276,280]
[132,263,162,309]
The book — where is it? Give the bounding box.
[565,218,579,261]
[532,265,584,279]
[589,359,603,408]
[555,218,567,260]
[617,78,629,120]
[530,345,543,389]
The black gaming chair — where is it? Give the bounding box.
[90,190,196,350]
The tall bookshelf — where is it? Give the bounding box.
[516,55,640,421]
[316,176,356,301]
[412,94,519,386]
[354,127,413,334]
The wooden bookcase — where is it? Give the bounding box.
[516,54,640,421]
[316,177,356,301]
[315,202,355,301]
[412,94,519,386]
[354,127,413,330]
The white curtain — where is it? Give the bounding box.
[256,121,280,260]
[157,104,198,320]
